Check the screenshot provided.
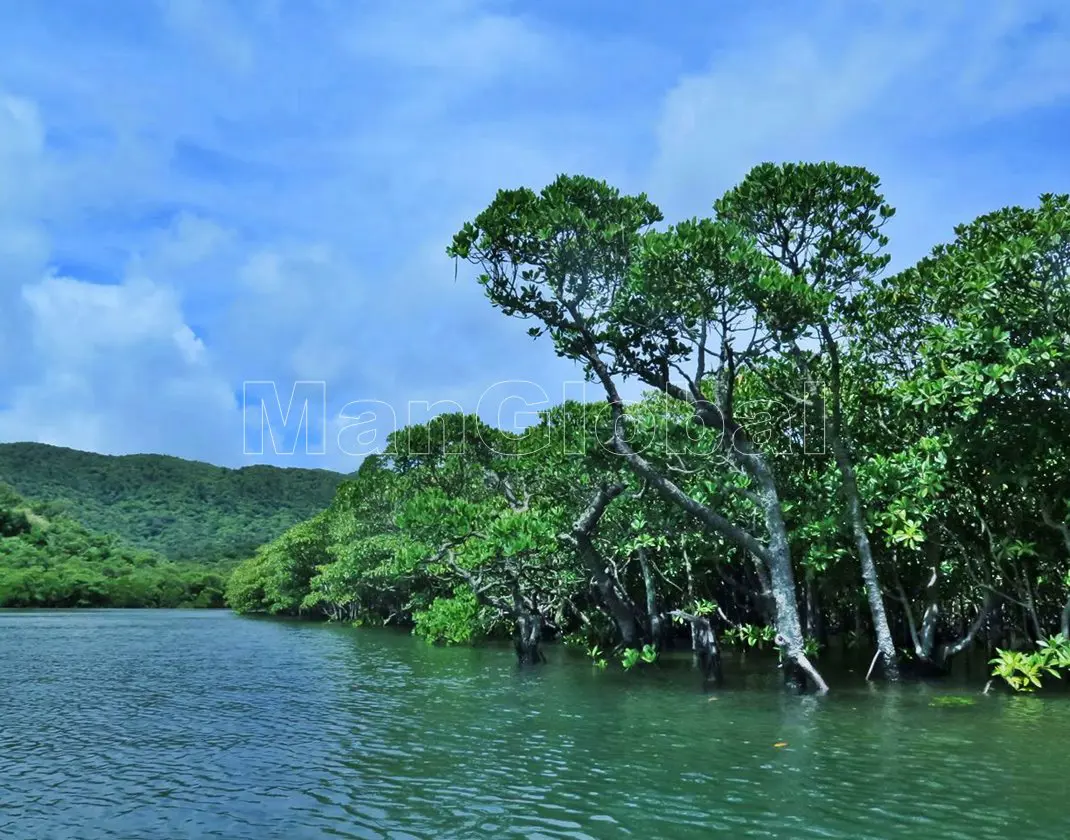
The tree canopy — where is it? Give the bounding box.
[228,163,1070,694]
[0,442,346,564]
[0,482,227,608]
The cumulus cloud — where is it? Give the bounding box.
[648,0,1070,264]
[0,94,52,387]
[157,0,257,73]
[0,0,1068,469]
[0,271,239,461]
[343,0,553,81]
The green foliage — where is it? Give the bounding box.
[618,644,660,670]
[688,599,718,617]
[0,483,225,608]
[220,166,1070,694]
[714,161,893,300]
[448,174,661,347]
[991,635,1070,692]
[724,624,778,649]
[584,644,609,669]
[0,506,32,538]
[0,442,345,565]
[412,589,485,645]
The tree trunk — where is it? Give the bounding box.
[702,396,829,694]
[899,565,941,668]
[749,553,776,624]
[754,470,829,695]
[936,594,998,664]
[900,566,999,671]
[514,613,545,665]
[437,545,547,667]
[673,611,723,685]
[638,548,668,649]
[835,436,899,680]
[815,325,898,680]
[584,351,827,692]
[567,484,641,648]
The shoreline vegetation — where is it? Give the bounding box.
[0,447,344,610]
[228,162,1070,697]
[4,161,1069,697]
[0,482,230,608]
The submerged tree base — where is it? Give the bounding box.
[514,614,546,665]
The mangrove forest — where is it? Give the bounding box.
[226,161,1070,696]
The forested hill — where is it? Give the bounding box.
[0,443,346,564]
[0,482,228,608]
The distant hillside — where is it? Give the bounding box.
[0,481,227,608]
[0,443,346,564]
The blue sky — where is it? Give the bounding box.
[0,0,1068,472]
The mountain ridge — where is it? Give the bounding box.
[0,441,346,564]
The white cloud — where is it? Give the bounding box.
[152,212,234,268]
[0,94,50,279]
[159,0,256,73]
[0,271,240,461]
[226,244,365,385]
[0,94,52,384]
[1,1,1069,470]
[648,0,1070,262]
[22,275,198,362]
[343,0,552,81]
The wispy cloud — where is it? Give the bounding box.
[0,0,1067,469]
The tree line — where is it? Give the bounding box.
[0,442,345,565]
[0,483,228,608]
[228,161,1070,694]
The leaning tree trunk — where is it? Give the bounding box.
[816,325,899,681]
[752,467,829,695]
[695,389,829,694]
[797,326,897,680]
[631,431,828,691]
[586,355,828,693]
[833,436,900,680]
[566,484,643,648]
[749,553,777,625]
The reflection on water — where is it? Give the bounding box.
[1,610,1068,839]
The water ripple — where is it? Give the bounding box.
[2,610,1069,839]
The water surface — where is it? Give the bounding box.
[1,610,1067,838]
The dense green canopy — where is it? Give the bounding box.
[0,442,346,564]
[222,162,1067,692]
[0,482,227,608]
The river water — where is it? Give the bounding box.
[1,610,1068,839]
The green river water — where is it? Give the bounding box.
[1,609,1068,839]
